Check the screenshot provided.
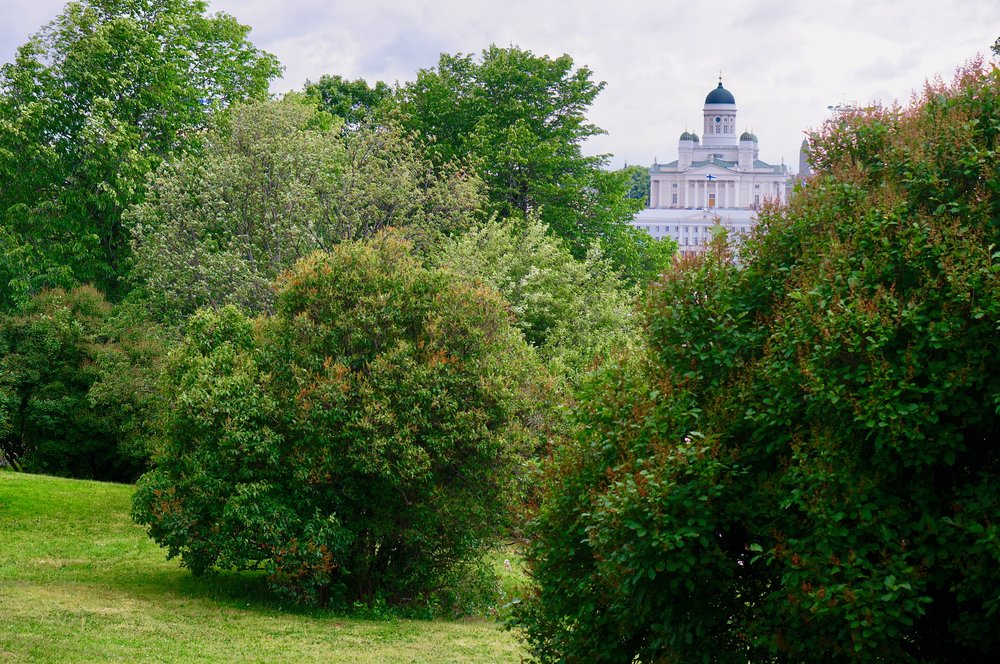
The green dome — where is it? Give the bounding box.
[680,131,693,141]
[690,133,699,142]
[705,81,735,105]
[740,131,758,142]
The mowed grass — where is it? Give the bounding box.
[0,471,526,663]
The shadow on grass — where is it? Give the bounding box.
[113,562,408,622]
[112,564,295,611]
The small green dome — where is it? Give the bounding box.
[680,131,693,141]
[690,133,699,142]
[740,131,758,142]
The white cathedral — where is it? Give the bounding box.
[632,78,793,255]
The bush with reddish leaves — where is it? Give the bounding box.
[132,234,549,608]
[516,57,1000,662]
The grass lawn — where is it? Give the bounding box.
[0,471,526,663]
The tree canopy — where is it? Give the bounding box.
[132,234,550,607]
[0,0,281,308]
[517,58,1000,662]
[432,215,640,380]
[398,45,669,284]
[621,164,651,204]
[304,74,393,129]
[128,96,484,321]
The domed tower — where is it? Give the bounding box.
[678,131,696,168]
[738,131,757,169]
[703,78,737,148]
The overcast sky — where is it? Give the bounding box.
[2,0,997,173]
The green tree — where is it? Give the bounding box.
[621,164,651,204]
[432,215,640,380]
[0,286,145,480]
[87,295,173,473]
[128,96,484,321]
[516,58,1000,661]
[132,234,549,607]
[304,74,393,129]
[398,46,666,284]
[0,0,281,308]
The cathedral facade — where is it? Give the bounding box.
[632,78,793,255]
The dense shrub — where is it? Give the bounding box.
[0,286,149,480]
[516,58,1000,662]
[133,234,551,607]
[88,296,173,474]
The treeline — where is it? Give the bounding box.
[3,2,999,660]
[0,0,667,476]
[0,0,663,617]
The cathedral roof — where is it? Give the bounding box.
[705,81,736,105]
[740,131,758,142]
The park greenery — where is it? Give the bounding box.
[515,57,1000,662]
[0,471,526,661]
[0,0,281,309]
[2,1,999,661]
[132,235,553,608]
[128,95,483,321]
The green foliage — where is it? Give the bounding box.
[304,74,393,129]
[0,0,281,308]
[0,472,527,661]
[88,295,174,471]
[128,96,484,322]
[433,215,640,380]
[0,286,168,480]
[398,46,667,284]
[621,164,651,204]
[517,59,1000,661]
[0,286,138,480]
[133,234,550,608]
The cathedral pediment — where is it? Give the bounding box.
[687,162,736,176]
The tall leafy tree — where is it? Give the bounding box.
[128,96,484,322]
[398,46,667,284]
[621,164,651,204]
[304,74,393,129]
[0,0,281,308]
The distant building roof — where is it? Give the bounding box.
[705,81,736,105]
